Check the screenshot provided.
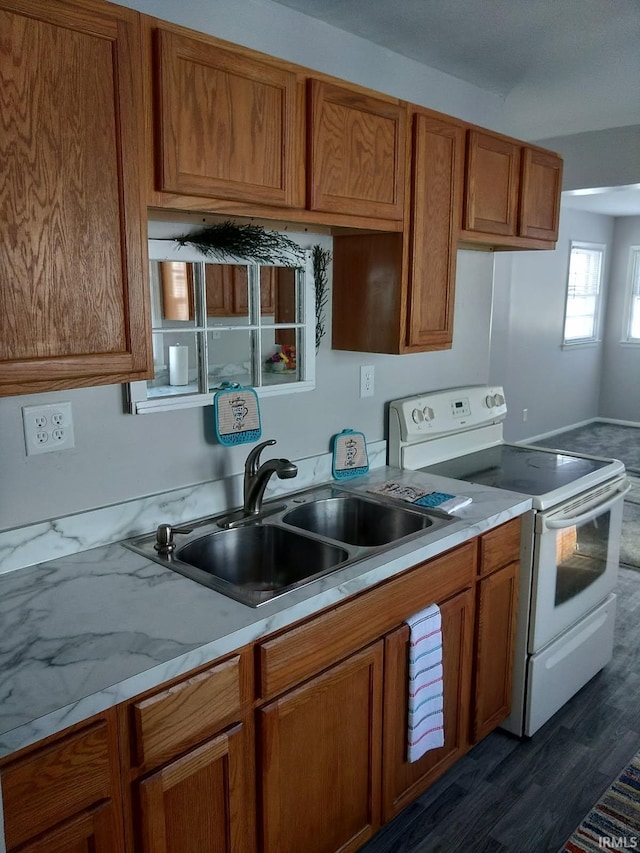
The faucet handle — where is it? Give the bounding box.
[245,439,277,475]
[155,523,193,555]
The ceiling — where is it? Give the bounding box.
[270,0,640,216]
[562,185,640,217]
[269,0,639,97]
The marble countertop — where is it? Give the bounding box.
[0,466,531,758]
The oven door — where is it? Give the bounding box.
[528,476,630,653]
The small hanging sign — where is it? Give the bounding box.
[332,428,369,480]
[213,382,262,446]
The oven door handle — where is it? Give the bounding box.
[542,480,631,530]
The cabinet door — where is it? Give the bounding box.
[0,0,150,397]
[308,79,406,221]
[519,147,563,241]
[381,589,474,821]
[464,130,520,236]
[1,717,121,852]
[16,802,123,853]
[153,28,302,208]
[406,114,465,350]
[472,561,519,743]
[257,642,383,853]
[137,722,255,853]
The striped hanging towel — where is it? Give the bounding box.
[406,603,445,762]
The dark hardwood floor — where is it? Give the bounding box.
[360,566,640,853]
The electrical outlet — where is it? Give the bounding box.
[22,402,75,456]
[360,364,375,398]
[522,408,529,422]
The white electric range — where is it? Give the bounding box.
[389,385,629,736]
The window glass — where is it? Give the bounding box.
[563,242,605,344]
[624,247,640,342]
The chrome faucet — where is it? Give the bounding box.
[243,439,298,516]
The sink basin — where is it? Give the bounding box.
[283,495,432,547]
[123,486,452,607]
[174,525,349,606]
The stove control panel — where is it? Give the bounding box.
[389,385,507,444]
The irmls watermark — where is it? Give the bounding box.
[598,838,639,849]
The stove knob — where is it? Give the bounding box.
[422,406,434,421]
[485,395,494,408]
[494,393,505,406]
[411,407,424,424]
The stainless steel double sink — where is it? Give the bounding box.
[124,485,454,607]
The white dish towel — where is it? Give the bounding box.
[406,603,445,762]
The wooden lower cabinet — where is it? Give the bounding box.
[15,802,122,853]
[136,721,255,853]
[472,560,519,743]
[257,642,384,853]
[382,588,475,821]
[0,530,522,853]
[0,713,124,853]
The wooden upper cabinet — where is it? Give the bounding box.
[0,0,151,397]
[462,130,562,247]
[332,110,463,354]
[519,147,563,241]
[308,79,406,221]
[464,130,521,236]
[406,113,465,350]
[152,27,303,208]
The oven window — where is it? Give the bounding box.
[554,511,610,606]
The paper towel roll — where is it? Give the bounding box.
[169,345,189,385]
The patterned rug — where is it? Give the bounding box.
[559,750,640,851]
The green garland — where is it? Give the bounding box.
[312,245,331,353]
[175,221,303,266]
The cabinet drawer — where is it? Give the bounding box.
[479,518,522,577]
[130,652,249,768]
[257,540,476,700]
[1,720,112,850]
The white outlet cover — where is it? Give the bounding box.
[360,364,375,398]
[22,402,75,456]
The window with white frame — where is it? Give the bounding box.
[623,246,640,343]
[127,240,315,414]
[563,241,606,345]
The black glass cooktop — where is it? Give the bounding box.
[421,444,612,496]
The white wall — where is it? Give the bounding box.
[490,208,614,442]
[599,216,640,421]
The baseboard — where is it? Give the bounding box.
[520,418,599,445]
[596,417,640,428]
